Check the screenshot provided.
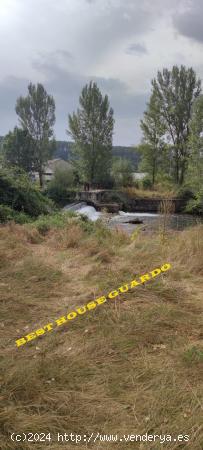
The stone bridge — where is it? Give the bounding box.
[75,190,120,213]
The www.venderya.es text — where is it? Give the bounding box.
[10,432,190,444]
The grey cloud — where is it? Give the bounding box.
[95,77,148,118]
[173,1,203,43]
[33,50,73,69]
[58,50,73,59]
[126,43,148,55]
[32,59,148,118]
[0,62,148,144]
[77,1,156,62]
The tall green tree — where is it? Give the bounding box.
[140,92,166,185]
[152,65,201,185]
[189,95,203,190]
[68,81,114,187]
[3,127,35,172]
[16,83,56,187]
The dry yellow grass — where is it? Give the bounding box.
[123,187,176,199]
[0,220,203,449]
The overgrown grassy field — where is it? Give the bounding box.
[0,214,203,449]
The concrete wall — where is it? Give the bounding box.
[72,190,186,213]
[127,198,185,213]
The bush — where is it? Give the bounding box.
[0,205,14,222]
[75,213,95,234]
[184,190,203,214]
[33,211,79,234]
[45,167,76,206]
[142,177,153,190]
[0,167,54,218]
[45,184,75,206]
[0,204,31,224]
[177,187,195,202]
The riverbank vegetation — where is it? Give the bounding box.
[0,167,54,224]
[137,66,203,212]
[0,218,203,449]
[0,64,202,218]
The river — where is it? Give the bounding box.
[63,202,202,234]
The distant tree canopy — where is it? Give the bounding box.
[141,65,201,186]
[111,157,133,187]
[53,141,140,169]
[68,81,114,187]
[16,83,56,187]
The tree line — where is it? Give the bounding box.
[1,64,203,193]
[1,81,115,188]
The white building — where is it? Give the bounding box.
[132,172,148,181]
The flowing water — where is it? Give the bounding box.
[63,202,202,233]
[63,202,102,221]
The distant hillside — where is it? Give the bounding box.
[54,141,140,169]
[112,146,140,169]
[54,141,73,162]
[0,137,140,169]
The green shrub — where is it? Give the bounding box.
[184,190,203,214]
[177,187,195,202]
[33,211,78,234]
[0,167,54,218]
[36,222,51,235]
[102,190,130,209]
[15,211,32,224]
[78,214,95,233]
[45,167,76,206]
[142,177,153,190]
[45,184,75,206]
[0,205,14,222]
[0,204,31,224]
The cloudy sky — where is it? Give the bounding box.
[0,0,203,145]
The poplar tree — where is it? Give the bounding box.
[140,92,166,185]
[152,65,201,184]
[16,83,56,187]
[68,81,114,187]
